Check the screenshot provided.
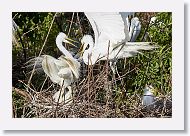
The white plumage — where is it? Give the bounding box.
[80,12,157,65]
[142,85,155,108]
[42,32,80,103]
[129,17,141,42]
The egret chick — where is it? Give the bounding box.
[142,85,155,109]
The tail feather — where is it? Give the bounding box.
[124,42,158,51]
[116,42,158,59]
[24,56,44,69]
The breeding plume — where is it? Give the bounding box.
[42,32,80,103]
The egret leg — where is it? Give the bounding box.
[82,61,86,78]
[109,60,119,117]
[53,89,64,103]
[109,61,116,75]
[53,79,64,103]
[53,86,73,105]
[65,86,73,105]
[109,61,118,89]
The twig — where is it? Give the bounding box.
[67,12,75,36]
[22,26,39,36]
[141,17,151,42]
[39,76,48,92]
[18,80,35,99]
[15,22,27,63]
[76,13,83,34]
[104,41,111,116]
[12,87,32,102]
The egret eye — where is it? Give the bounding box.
[86,44,90,50]
[65,87,69,93]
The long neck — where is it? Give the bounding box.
[129,18,141,42]
[85,35,94,52]
[83,42,98,65]
[56,38,73,59]
[88,42,94,52]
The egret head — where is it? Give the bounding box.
[78,35,94,57]
[143,85,154,96]
[131,17,140,28]
[79,35,99,65]
[56,32,76,47]
[129,17,141,42]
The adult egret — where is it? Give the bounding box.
[80,12,157,65]
[119,12,141,42]
[42,32,80,103]
[41,55,73,103]
[142,85,155,109]
[129,17,141,42]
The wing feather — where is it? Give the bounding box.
[85,12,128,45]
[42,55,62,85]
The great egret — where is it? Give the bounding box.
[142,85,155,109]
[119,12,141,42]
[80,12,157,65]
[119,12,135,31]
[129,17,141,42]
[42,32,80,103]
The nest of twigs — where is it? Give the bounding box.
[12,61,172,118]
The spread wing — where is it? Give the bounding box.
[84,12,130,45]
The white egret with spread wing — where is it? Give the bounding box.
[80,12,157,65]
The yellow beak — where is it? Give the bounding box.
[65,37,78,47]
[78,43,85,57]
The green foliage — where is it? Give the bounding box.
[12,90,25,117]
[13,12,59,88]
[13,12,60,57]
[116,12,172,98]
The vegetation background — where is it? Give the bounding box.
[12,12,172,118]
